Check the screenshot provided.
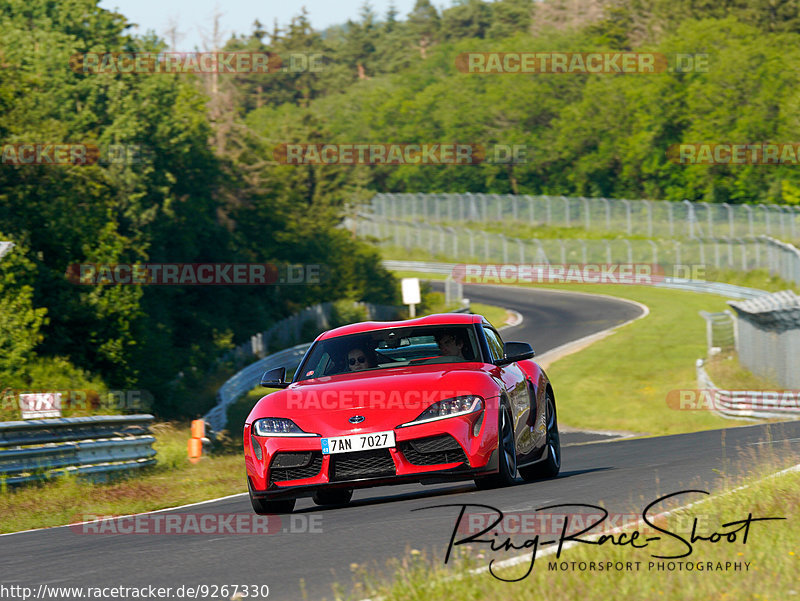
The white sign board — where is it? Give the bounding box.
[401,278,421,305]
[19,392,62,419]
[0,241,14,260]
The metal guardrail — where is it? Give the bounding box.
[218,302,401,365]
[205,344,312,433]
[0,415,156,485]
[696,360,800,420]
[380,260,769,299]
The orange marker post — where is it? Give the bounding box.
[188,419,205,463]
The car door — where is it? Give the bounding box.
[482,326,533,455]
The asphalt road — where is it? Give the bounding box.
[3,286,798,601]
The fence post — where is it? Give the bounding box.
[582,197,590,230]
[723,203,734,238]
[602,198,611,229]
[683,199,695,239]
[759,204,770,235]
[647,240,658,265]
[449,226,458,257]
[667,201,674,237]
[621,199,632,235]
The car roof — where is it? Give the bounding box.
[317,313,485,340]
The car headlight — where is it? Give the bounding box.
[252,418,316,437]
[399,396,484,427]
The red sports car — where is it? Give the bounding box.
[244,313,560,513]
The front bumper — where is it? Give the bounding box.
[245,413,497,499]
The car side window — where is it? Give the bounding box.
[483,327,504,361]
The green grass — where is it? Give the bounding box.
[439,220,658,241]
[532,284,734,435]
[705,352,778,390]
[347,455,800,601]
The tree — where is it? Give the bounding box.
[441,0,492,40]
[407,0,440,58]
[488,0,534,38]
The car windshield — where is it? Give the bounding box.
[296,325,481,381]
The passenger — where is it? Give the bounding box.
[347,346,373,372]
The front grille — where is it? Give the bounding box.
[269,451,323,484]
[329,449,395,481]
[399,434,467,466]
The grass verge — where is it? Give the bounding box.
[347,455,800,601]
[705,352,778,390]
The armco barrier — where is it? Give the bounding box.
[205,344,312,433]
[0,415,156,485]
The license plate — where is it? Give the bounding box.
[321,431,395,455]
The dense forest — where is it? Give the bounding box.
[1,0,799,417]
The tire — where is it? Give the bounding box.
[248,480,296,514]
[474,403,517,489]
[312,488,353,507]
[519,390,561,481]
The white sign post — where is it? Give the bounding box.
[401,278,421,318]
[19,392,62,419]
[0,241,14,260]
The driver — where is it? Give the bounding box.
[435,331,468,359]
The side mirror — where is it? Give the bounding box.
[260,367,290,389]
[496,341,535,366]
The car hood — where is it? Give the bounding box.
[248,363,499,435]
